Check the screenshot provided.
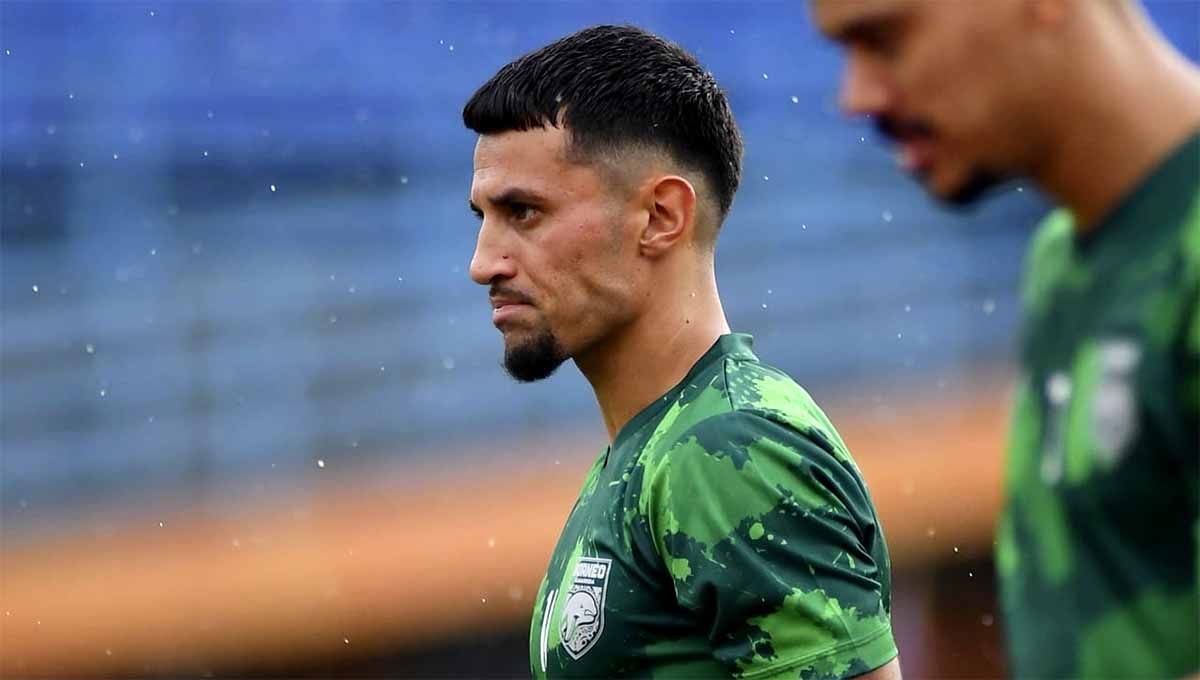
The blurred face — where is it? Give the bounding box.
[469,126,640,382]
[813,0,1047,205]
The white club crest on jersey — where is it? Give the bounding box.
[1041,371,1072,485]
[1092,338,1141,468]
[559,557,611,660]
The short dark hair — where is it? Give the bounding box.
[463,24,744,223]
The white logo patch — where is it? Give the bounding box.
[559,557,611,660]
[1092,338,1141,468]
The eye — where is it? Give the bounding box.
[509,202,537,223]
[863,20,910,60]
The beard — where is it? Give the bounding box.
[941,168,1008,207]
[875,115,1007,208]
[503,326,568,382]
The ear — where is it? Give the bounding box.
[639,175,696,258]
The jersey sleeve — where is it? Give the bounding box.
[637,410,896,679]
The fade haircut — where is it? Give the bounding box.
[463,24,744,231]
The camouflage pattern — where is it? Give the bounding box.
[998,132,1200,678]
[530,334,896,679]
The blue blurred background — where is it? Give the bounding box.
[2,1,1195,677]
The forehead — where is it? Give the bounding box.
[472,127,587,195]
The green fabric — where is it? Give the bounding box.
[530,334,897,678]
[1000,131,1200,678]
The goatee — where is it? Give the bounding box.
[503,328,568,382]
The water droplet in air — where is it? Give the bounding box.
[31,285,39,293]
[1016,187,1024,193]
[953,546,960,553]
[981,614,995,626]
[904,304,911,312]
[206,110,214,119]
[487,538,495,548]
[763,175,769,181]
[158,521,164,527]
[882,210,893,222]
[348,286,356,294]
[79,161,85,167]
[99,389,107,397]
[106,649,112,656]
[761,73,769,80]
[149,248,157,255]
[344,637,350,644]
[761,303,768,309]
[982,299,996,315]
[442,357,456,370]
[317,459,326,468]
[112,153,119,160]
[926,527,936,537]
[791,96,799,104]
[202,150,209,157]
[149,10,155,16]
[269,184,277,192]
[448,45,455,52]
[400,176,409,185]
[801,223,807,230]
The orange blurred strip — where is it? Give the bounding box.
[0,380,1009,677]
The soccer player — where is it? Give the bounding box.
[463,25,901,680]
[812,1,1200,677]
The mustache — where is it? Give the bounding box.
[489,284,535,306]
[875,115,935,143]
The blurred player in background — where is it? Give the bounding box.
[464,24,900,680]
[813,0,1199,677]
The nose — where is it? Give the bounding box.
[468,219,517,286]
[839,52,891,117]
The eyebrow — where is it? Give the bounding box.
[468,187,547,217]
[832,17,880,43]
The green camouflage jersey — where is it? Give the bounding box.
[998,131,1200,678]
[529,334,897,679]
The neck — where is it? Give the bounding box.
[1033,11,1200,232]
[575,264,730,443]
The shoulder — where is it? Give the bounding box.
[1181,190,1200,278]
[634,395,863,532]
[1021,208,1074,309]
[720,355,854,464]
[633,353,851,473]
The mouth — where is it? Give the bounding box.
[894,137,935,176]
[491,301,533,326]
[877,116,937,177]
[489,288,537,328]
